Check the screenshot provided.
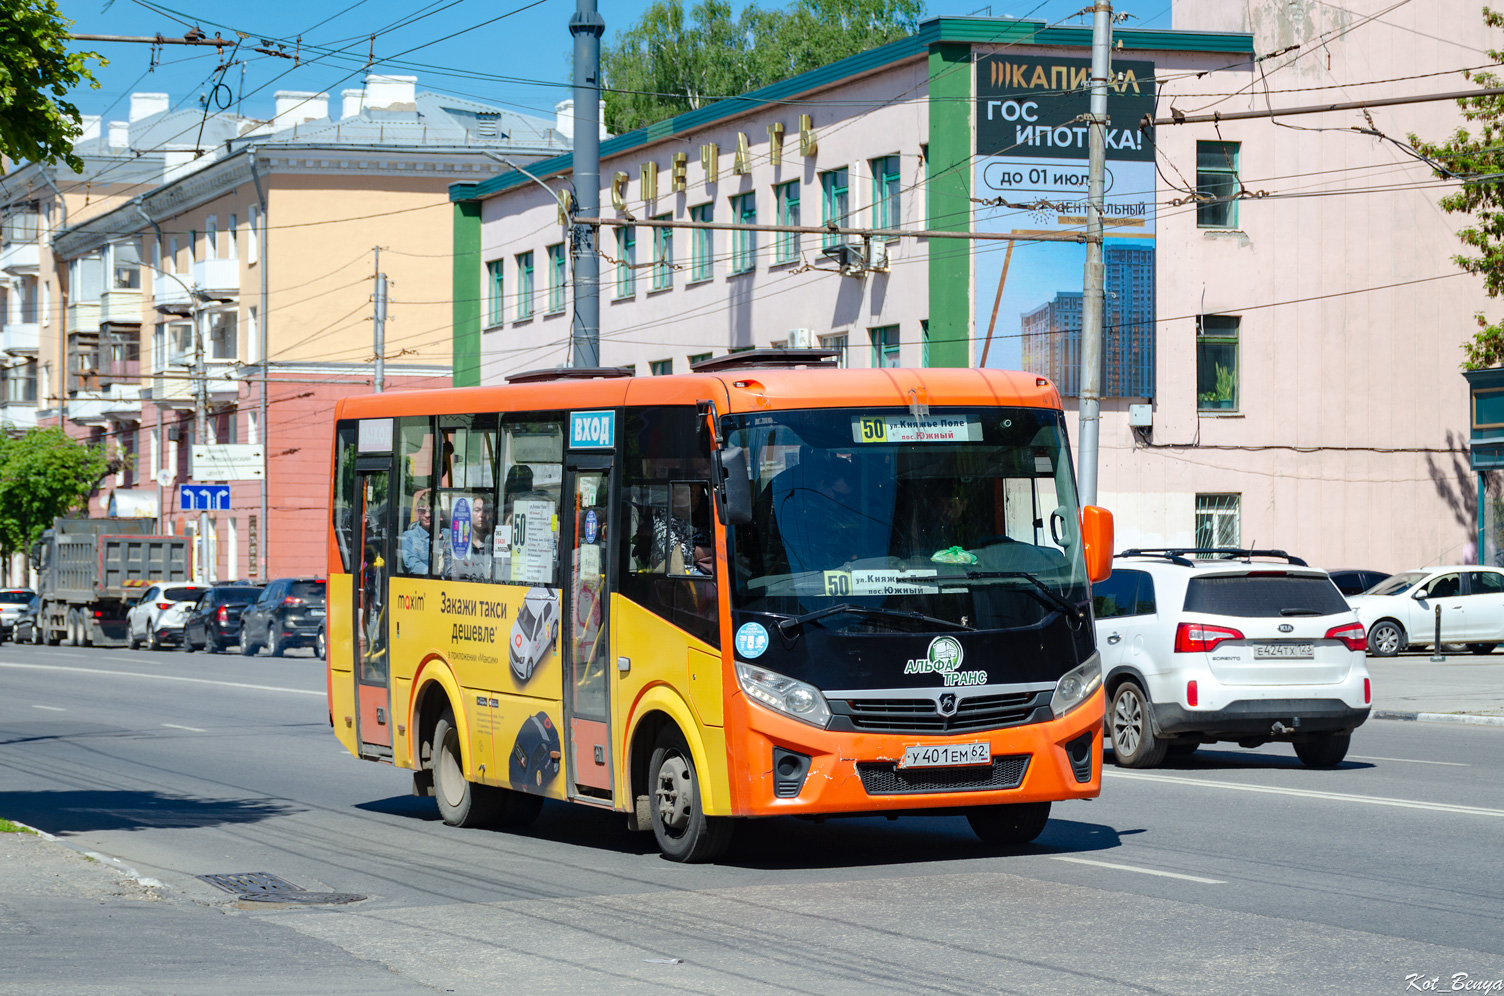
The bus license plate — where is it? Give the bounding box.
[1255,642,1313,659]
[898,742,991,769]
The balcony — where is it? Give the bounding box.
[0,404,37,430]
[192,258,239,299]
[67,387,141,425]
[67,301,101,335]
[0,241,38,274]
[101,288,143,325]
[153,272,193,311]
[1,322,39,355]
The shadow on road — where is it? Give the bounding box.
[1113,747,1376,772]
[0,789,300,835]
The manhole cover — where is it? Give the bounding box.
[197,872,365,905]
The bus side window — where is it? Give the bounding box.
[333,420,358,573]
[498,419,564,586]
[396,416,436,577]
[435,414,501,582]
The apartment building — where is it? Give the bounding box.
[51,74,574,581]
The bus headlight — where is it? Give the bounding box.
[1050,653,1103,719]
[735,661,831,728]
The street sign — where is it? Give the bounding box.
[191,444,264,481]
[179,484,231,511]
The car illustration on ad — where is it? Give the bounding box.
[509,586,560,682]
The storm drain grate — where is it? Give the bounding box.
[197,872,365,905]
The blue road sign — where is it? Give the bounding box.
[179,484,231,511]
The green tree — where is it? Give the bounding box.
[0,0,105,174]
[1410,7,1504,368]
[0,427,112,560]
[601,0,924,134]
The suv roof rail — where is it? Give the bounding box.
[1118,547,1309,567]
[690,348,840,372]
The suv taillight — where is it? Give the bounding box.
[1175,622,1244,653]
[156,601,172,610]
[1325,621,1366,651]
[217,605,228,623]
[282,596,302,606]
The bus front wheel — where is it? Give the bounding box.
[967,801,1051,846]
[432,711,502,828]
[648,728,732,863]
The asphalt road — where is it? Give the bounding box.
[2,643,1502,995]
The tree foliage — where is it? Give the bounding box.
[1410,6,1504,368]
[0,427,112,558]
[0,0,105,174]
[602,0,924,134]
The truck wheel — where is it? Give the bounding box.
[65,609,81,647]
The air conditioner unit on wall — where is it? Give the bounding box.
[786,328,813,348]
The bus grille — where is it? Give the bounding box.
[856,755,1031,796]
[833,691,1045,734]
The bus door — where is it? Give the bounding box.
[563,456,615,800]
[354,460,394,758]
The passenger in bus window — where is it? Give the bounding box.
[448,496,494,582]
[400,489,432,575]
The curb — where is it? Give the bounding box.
[5,820,165,889]
[1372,710,1504,728]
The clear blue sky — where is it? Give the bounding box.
[61,0,1172,125]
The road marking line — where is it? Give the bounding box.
[1104,769,1504,817]
[161,723,206,733]
[0,661,321,697]
[1349,754,1469,766]
[1049,856,1226,884]
[31,704,65,712]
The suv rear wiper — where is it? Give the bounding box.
[775,603,973,639]
[1279,607,1322,616]
[958,571,1085,629]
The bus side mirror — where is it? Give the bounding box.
[1081,505,1114,584]
[717,445,753,526]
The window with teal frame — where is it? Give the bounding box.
[1196,141,1240,228]
[690,203,713,282]
[870,155,900,232]
[546,243,566,313]
[615,226,636,298]
[651,213,673,291]
[730,193,756,273]
[820,168,848,248]
[515,251,534,319]
[870,324,899,368]
[774,181,800,264]
[486,259,504,327]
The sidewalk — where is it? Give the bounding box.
[1365,653,1504,725]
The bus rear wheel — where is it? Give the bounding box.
[432,711,503,828]
[648,728,732,863]
[967,801,1051,846]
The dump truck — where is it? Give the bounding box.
[31,518,191,647]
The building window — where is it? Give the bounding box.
[688,351,712,369]
[207,311,237,360]
[821,168,849,248]
[615,226,636,298]
[921,319,931,367]
[1196,141,1240,229]
[247,205,259,264]
[651,214,673,291]
[486,259,505,327]
[227,214,238,259]
[871,155,900,232]
[189,230,197,264]
[730,193,756,274]
[167,236,178,274]
[1195,494,1241,553]
[649,359,673,376]
[820,333,848,368]
[516,251,534,319]
[1196,315,1239,411]
[206,216,218,258]
[690,202,713,282]
[870,325,899,368]
[774,181,800,264]
[2,359,37,403]
[920,143,930,226]
[546,243,566,314]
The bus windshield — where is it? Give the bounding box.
[725,407,1087,631]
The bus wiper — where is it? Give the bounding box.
[775,603,973,639]
[958,571,1085,628]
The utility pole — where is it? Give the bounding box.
[373,247,386,393]
[568,0,604,368]
[1076,0,1113,508]
[192,292,211,583]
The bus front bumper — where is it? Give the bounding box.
[732,686,1104,817]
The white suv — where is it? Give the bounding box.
[1093,548,1371,768]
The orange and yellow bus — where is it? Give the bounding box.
[326,354,1113,861]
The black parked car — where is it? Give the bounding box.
[240,578,326,657]
[1329,569,1391,597]
[11,595,40,645]
[182,586,264,653]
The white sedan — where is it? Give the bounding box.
[1347,566,1504,656]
